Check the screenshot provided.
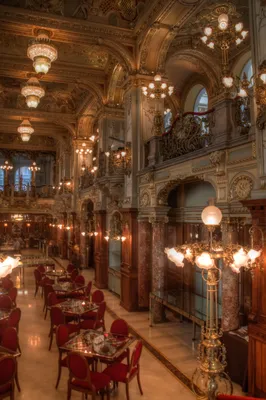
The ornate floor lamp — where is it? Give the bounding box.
[165,205,261,400]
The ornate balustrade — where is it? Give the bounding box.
[0,184,56,199]
[160,109,215,162]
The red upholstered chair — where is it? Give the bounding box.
[8,287,17,307]
[7,308,21,332]
[82,290,105,321]
[70,269,78,282]
[74,275,85,285]
[55,325,70,389]
[49,307,79,351]
[67,264,76,273]
[0,355,16,400]
[37,265,45,274]
[80,302,106,331]
[109,319,130,364]
[217,396,266,400]
[67,352,110,400]
[1,327,21,392]
[43,284,55,319]
[0,295,12,310]
[103,340,143,400]
[1,278,13,291]
[34,269,43,297]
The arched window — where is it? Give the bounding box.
[0,169,4,187]
[241,59,253,86]
[194,88,208,113]
[164,108,172,132]
[15,167,31,187]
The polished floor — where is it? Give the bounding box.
[11,251,196,400]
[10,250,244,399]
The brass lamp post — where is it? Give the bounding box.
[165,205,261,400]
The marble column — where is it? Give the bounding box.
[94,210,108,288]
[138,220,152,309]
[150,216,168,323]
[222,227,239,331]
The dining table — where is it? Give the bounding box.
[54,299,98,320]
[0,309,11,322]
[60,329,135,363]
[53,282,86,297]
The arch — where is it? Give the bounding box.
[231,50,252,79]
[106,63,124,105]
[168,180,216,208]
[15,166,31,186]
[183,84,208,112]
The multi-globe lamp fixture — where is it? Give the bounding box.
[165,205,261,399]
[142,74,174,99]
[200,8,248,90]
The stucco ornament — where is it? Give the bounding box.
[230,176,253,200]
[209,150,226,176]
[140,192,150,207]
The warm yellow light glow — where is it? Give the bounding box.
[201,205,222,226]
[222,76,234,88]
[165,248,184,267]
[260,73,266,84]
[218,13,229,30]
[121,236,126,242]
[81,232,86,236]
[236,38,243,45]
[161,83,167,89]
[248,249,261,261]
[195,252,214,270]
[104,235,109,241]
[201,36,208,44]
[21,77,45,109]
[235,22,243,32]
[241,30,248,39]
[238,88,248,98]
[0,256,20,278]
[94,232,98,237]
[207,42,214,49]
[154,74,162,82]
[27,31,58,74]
[149,83,155,89]
[204,27,213,36]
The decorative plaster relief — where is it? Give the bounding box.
[230,175,253,201]
[139,191,151,207]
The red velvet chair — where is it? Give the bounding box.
[43,284,55,319]
[1,278,14,291]
[79,281,92,301]
[8,288,17,307]
[81,290,105,321]
[80,302,106,331]
[67,264,76,273]
[70,269,78,282]
[49,307,79,351]
[34,269,43,297]
[0,355,16,400]
[67,352,110,400]
[217,396,266,400]
[55,324,70,389]
[1,327,21,392]
[103,340,143,400]
[37,265,45,274]
[0,295,12,310]
[7,308,21,332]
[110,319,130,364]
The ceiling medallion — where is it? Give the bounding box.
[27,29,58,74]
[17,119,34,142]
[21,77,45,109]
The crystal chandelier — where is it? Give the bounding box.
[142,74,174,99]
[27,30,58,74]
[0,160,13,171]
[200,4,248,88]
[21,77,45,109]
[165,205,261,399]
[28,162,40,172]
[17,119,34,142]
[11,214,24,222]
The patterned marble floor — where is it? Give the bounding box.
[9,250,197,400]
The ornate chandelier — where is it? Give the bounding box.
[27,30,58,74]
[28,162,40,172]
[21,77,45,109]
[142,74,174,99]
[11,214,24,222]
[199,4,248,88]
[17,119,34,142]
[0,160,13,171]
[165,205,261,399]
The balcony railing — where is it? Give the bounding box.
[160,109,215,162]
[0,184,56,198]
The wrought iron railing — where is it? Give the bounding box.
[160,109,215,162]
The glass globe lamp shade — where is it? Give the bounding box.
[20,132,31,142]
[260,72,266,84]
[195,252,214,270]
[235,22,243,32]
[201,205,222,226]
[241,30,248,39]
[33,56,51,74]
[154,74,162,82]
[161,93,166,99]
[218,13,229,30]
[236,38,243,46]
[233,248,249,268]
[149,82,155,89]
[201,36,208,44]
[207,42,214,49]
[165,248,184,267]
[238,88,248,98]
[222,76,234,88]
[204,26,213,36]
[248,249,261,262]
[161,83,167,89]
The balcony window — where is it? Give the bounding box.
[0,169,4,187]
[15,167,32,188]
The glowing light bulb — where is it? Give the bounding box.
[195,252,214,270]
[218,13,229,30]
[149,83,155,89]
[201,36,208,44]
[204,27,213,36]
[235,22,243,32]
[165,248,184,267]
